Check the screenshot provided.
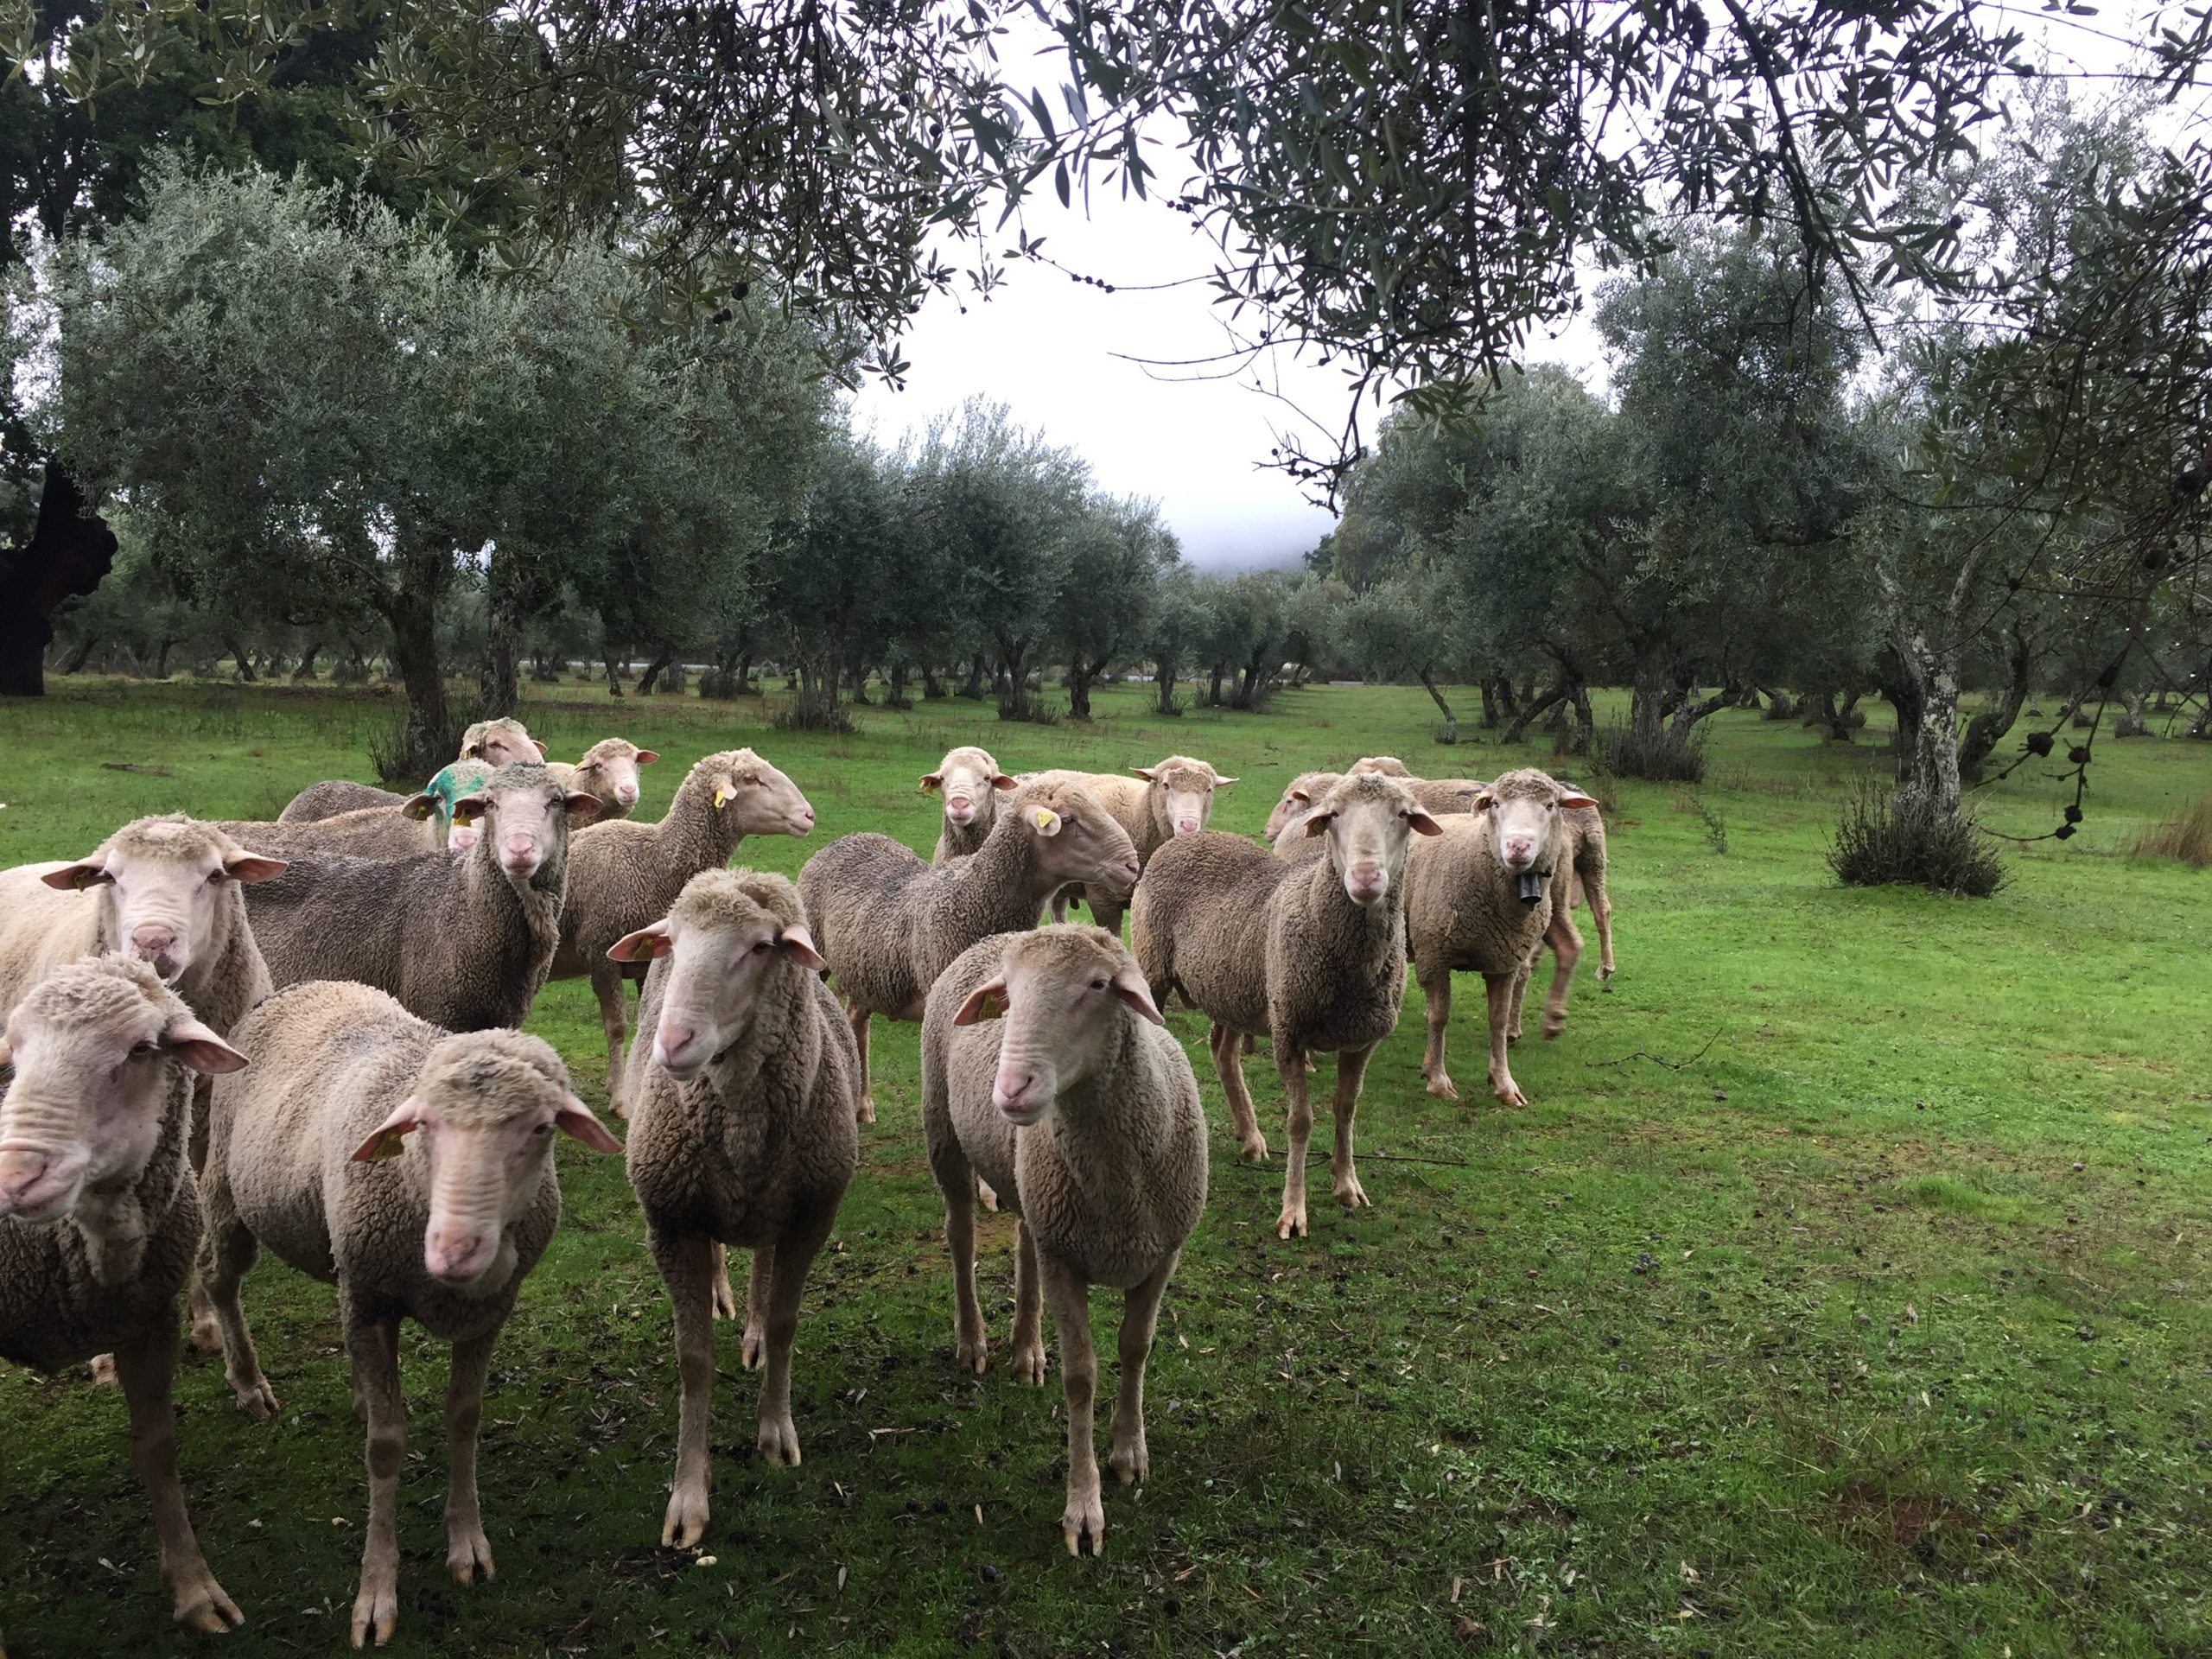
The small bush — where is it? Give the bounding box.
[368,694,484,785]
[2135,791,2212,867]
[771,693,855,734]
[1759,692,1796,721]
[1601,718,1707,783]
[1433,721,1458,746]
[1827,780,2007,897]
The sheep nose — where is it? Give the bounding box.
[946,798,974,822]
[1503,838,1535,868]
[655,1021,704,1073]
[0,1149,52,1211]
[128,924,181,978]
[993,1072,1042,1117]
[1345,862,1388,905]
[449,824,480,853]
[500,832,541,871]
[424,1226,493,1282]
[1176,817,1199,835]
[616,784,639,804]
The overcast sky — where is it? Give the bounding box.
[851,8,2166,572]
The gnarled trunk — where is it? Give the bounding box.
[0,463,118,698]
[1960,623,2034,782]
[1418,669,1457,743]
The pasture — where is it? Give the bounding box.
[3,677,2209,1659]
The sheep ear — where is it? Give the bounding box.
[556,1096,622,1154]
[1110,969,1166,1027]
[223,850,289,882]
[712,778,735,810]
[990,774,1018,791]
[1303,810,1336,838]
[532,740,549,755]
[564,791,604,825]
[1408,810,1446,837]
[403,792,437,821]
[450,794,489,828]
[1130,766,1158,782]
[635,750,660,765]
[953,978,1007,1026]
[1028,806,1062,836]
[777,925,828,972]
[607,923,674,963]
[41,856,110,891]
[1287,788,1311,805]
[1473,792,1497,814]
[1211,772,1238,785]
[1559,791,1598,811]
[161,1015,249,1074]
[918,772,943,793]
[351,1098,423,1163]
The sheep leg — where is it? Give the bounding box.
[1049,885,1072,925]
[111,1320,243,1637]
[200,1213,278,1421]
[1206,1023,1268,1163]
[1588,875,1615,979]
[184,1077,223,1353]
[1038,1253,1105,1556]
[846,1001,876,1124]
[1010,1218,1047,1384]
[346,1309,407,1649]
[1506,959,1531,1043]
[1108,1252,1177,1488]
[754,1209,834,1467]
[1329,1045,1376,1210]
[740,1244,773,1365]
[1274,1043,1314,1241]
[976,1174,1001,1212]
[1485,974,1528,1108]
[442,1332,498,1587]
[1541,906,1582,1038]
[591,961,631,1118]
[652,1230,719,1548]
[1088,893,1127,941]
[351,1319,397,1423]
[945,1174,988,1375]
[1417,964,1459,1100]
[711,1242,740,1323]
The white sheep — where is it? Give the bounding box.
[923,745,1017,864]
[0,957,249,1643]
[920,925,1205,1556]
[195,982,620,1649]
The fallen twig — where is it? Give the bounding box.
[1586,1029,1723,1071]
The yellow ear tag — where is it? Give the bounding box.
[713,785,733,810]
[365,1128,409,1161]
[1032,808,1058,830]
[976,988,1006,1020]
[452,810,476,828]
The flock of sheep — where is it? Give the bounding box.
[0,716,1613,1652]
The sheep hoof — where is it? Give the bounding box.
[188,1316,224,1354]
[1494,1084,1529,1109]
[1599,963,1615,981]
[446,1528,496,1586]
[957,1337,988,1375]
[1108,1440,1148,1485]
[1333,1175,1370,1209]
[1541,1018,1565,1040]
[349,1575,398,1649]
[234,1379,282,1421]
[757,1417,802,1466]
[1275,1205,1307,1241]
[1238,1135,1269,1164]
[976,1177,1000,1211]
[611,1100,630,1122]
[855,1095,877,1126]
[87,1354,118,1387]
[740,1325,766,1369]
[661,1489,710,1550]
[170,1572,244,1635]
[1425,1074,1459,1101]
[1062,1495,1106,1558]
[1011,1344,1047,1385]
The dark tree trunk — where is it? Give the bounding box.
[996,641,1033,721]
[961,655,989,700]
[1959,623,2034,782]
[224,636,258,683]
[1882,671,1929,793]
[1478,678,1499,729]
[292,641,323,680]
[1418,670,1457,742]
[384,587,451,754]
[155,637,179,680]
[483,589,524,715]
[1155,658,1180,715]
[1492,675,1518,721]
[1567,683,1596,755]
[887,659,910,708]
[1503,683,1568,744]
[636,651,676,695]
[1207,661,1227,706]
[921,663,944,700]
[604,651,626,697]
[58,632,99,674]
[0,463,118,697]
[1628,639,1672,750]
[1068,656,1100,721]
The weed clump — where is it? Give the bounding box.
[1827,779,2006,897]
[1602,719,1707,783]
[368,695,484,785]
[2134,791,2212,867]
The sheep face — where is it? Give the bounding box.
[951,927,1164,1126]
[349,1033,618,1290]
[1300,773,1443,909]
[577,740,658,812]
[464,719,545,768]
[1472,769,1599,880]
[1020,785,1143,899]
[39,817,287,983]
[0,959,243,1226]
[1263,772,1341,843]
[608,874,827,1079]
[700,749,815,837]
[451,766,602,883]
[922,747,1014,835]
[1135,757,1237,839]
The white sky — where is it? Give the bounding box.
[852,7,2174,572]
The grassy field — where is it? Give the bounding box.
[3,675,2210,1659]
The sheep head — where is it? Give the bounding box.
[38,815,286,983]
[951,925,1163,1126]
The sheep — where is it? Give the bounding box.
[920,925,1205,1556]
[242,764,601,1033]
[1349,756,1490,819]
[0,957,250,1642]
[195,980,620,1649]
[211,801,442,861]
[1403,768,1598,1108]
[281,779,410,822]
[1262,771,1341,844]
[545,749,815,1117]
[1550,781,1617,987]
[798,778,1142,1127]
[419,719,547,848]
[1021,756,1237,936]
[546,737,659,822]
[922,745,1016,864]
[610,870,858,1548]
[1133,772,1442,1239]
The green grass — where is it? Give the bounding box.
[3,675,2210,1658]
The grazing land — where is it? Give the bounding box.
[3,677,2209,1658]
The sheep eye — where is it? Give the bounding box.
[752,940,771,954]
[207,869,226,885]
[1090,978,1108,991]
[129,1041,156,1059]
[532,1122,556,1137]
